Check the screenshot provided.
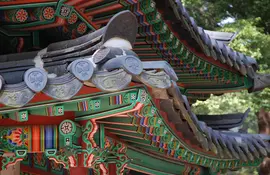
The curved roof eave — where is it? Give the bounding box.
[155,0,265,83]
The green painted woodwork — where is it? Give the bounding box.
[99,124,105,149]
[127,142,163,153]
[0,27,30,37]
[126,148,187,175]
[32,31,39,47]
[122,89,261,171]
[59,120,81,148]
[0,125,61,155]
[0,86,265,173]
[106,129,146,139]
[55,4,73,19]
[78,87,263,172]
[8,110,28,122]
[128,164,176,175]
[0,84,263,173]
[5,18,56,29]
[122,0,252,91]
[0,88,139,118]
[0,0,262,174]
[101,117,134,124]
[0,2,58,10]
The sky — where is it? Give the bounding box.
[218,17,235,26]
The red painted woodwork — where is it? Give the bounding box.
[85,4,123,16]
[0,0,57,6]
[0,85,103,109]
[21,164,56,175]
[0,112,75,126]
[70,167,89,175]
[109,163,117,175]
[76,0,103,9]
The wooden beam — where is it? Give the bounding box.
[70,167,89,175]
[20,164,54,175]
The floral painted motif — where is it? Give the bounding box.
[131,93,136,100]
[77,23,87,34]
[60,6,71,17]
[42,7,55,20]
[61,121,73,135]
[15,9,28,23]
[94,101,100,108]
[2,128,28,147]
[68,13,78,24]
[57,107,63,115]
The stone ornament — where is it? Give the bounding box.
[103,10,138,47]
[142,61,178,81]
[92,69,132,92]
[163,63,178,81]
[0,82,35,107]
[68,59,94,81]
[42,73,83,100]
[24,68,48,92]
[138,70,172,89]
[249,73,270,92]
[44,34,103,58]
[102,55,143,75]
[92,47,111,64]
[93,47,139,65]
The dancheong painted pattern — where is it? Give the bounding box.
[0,0,269,175]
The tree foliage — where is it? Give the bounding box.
[183,0,270,116]
[220,18,270,67]
[183,0,270,174]
[182,0,270,33]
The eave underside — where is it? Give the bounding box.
[0,85,268,174]
[0,0,261,102]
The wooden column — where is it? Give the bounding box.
[70,167,89,175]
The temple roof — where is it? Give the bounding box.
[0,10,268,162]
[197,108,250,130]
[204,30,238,45]
[0,2,269,173]
[0,0,268,103]
[155,0,260,78]
[165,0,259,73]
